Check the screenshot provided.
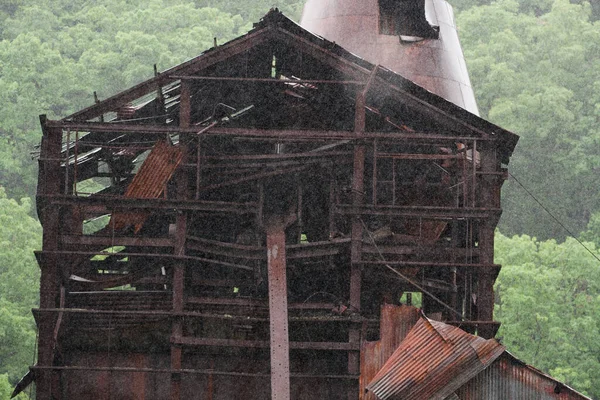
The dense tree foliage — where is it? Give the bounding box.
[495,232,600,397]
[0,0,254,199]
[458,0,600,240]
[0,373,28,399]
[1,0,600,397]
[0,188,40,387]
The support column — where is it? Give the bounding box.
[477,221,495,338]
[477,144,499,339]
[37,116,63,399]
[170,176,188,399]
[266,224,290,400]
[348,69,375,399]
[348,92,365,374]
[170,79,191,400]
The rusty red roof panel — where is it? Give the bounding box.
[366,315,505,400]
[360,305,421,400]
[110,140,183,232]
[456,353,593,400]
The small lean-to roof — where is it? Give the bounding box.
[365,314,593,400]
[366,314,506,400]
[60,9,518,163]
[455,351,594,400]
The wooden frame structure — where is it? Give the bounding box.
[30,10,518,400]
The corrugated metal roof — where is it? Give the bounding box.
[366,315,505,400]
[110,139,183,232]
[456,353,593,400]
[360,305,421,400]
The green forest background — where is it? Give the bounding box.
[1,0,600,397]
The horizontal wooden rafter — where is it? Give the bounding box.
[335,204,502,219]
[38,194,258,214]
[44,120,495,142]
[173,336,360,351]
[31,365,359,380]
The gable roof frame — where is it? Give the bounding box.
[268,19,517,148]
[273,26,490,137]
[59,10,517,161]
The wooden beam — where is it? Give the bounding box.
[335,204,502,220]
[173,337,359,351]
[360,261,500,269]
[36,121,62,400]
[32,365,360,379]
[60,235,173,248]
[39,195,258,214]
[171,75,366,85]
[265,225,290,400]
[46,120,496,142]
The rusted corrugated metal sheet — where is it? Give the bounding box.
[110,140,183,232]
[455,353,593,400]
[366,315,505,400]
[360,305,420,400]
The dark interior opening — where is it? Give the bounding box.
[379,0,439,39]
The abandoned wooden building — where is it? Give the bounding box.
[20,1,592,399]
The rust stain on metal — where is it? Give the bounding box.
[366,313,505,400]
[110,140,183,233]
[360,305,420,400]
[456,353,594,400]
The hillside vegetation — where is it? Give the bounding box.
[1,0,599,397]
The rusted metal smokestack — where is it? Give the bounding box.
[300,0,479,114]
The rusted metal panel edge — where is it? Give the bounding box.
[366,316,505,400]
[360,305,422,400]
[457,354,593,400]
[123,140,183,199]
[503,352,594,400]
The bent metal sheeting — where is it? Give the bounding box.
[366,315,505,400]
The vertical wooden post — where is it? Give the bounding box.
[297,185,303,243]
[349,90,365,333]
[477,143,499,339]
[348,67,376,398]
[37,116,63,399]
[179,79,191,131]
[170,79,191,400]
[266,223,290,400]
[170,213,185,399]
[133,354,147,400]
